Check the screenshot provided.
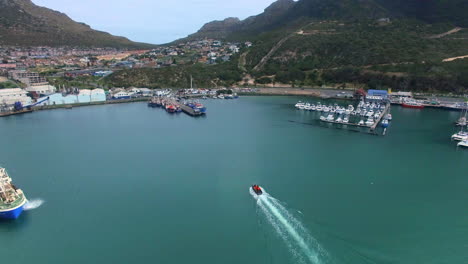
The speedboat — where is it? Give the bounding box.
[343,116,349,123]
[326,114,334,122]
[251,185,263,195]
[386,114,393,121]
[320,115,326,121]
[365,118,375,126]
[310,104,316,111]
[336,116,343,123]
[316,105,323,111]
[358,120,365,126]
[366,110,374,117]
[323,106,329,113]
[451,131,468,141]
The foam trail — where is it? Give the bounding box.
[258,200,305,263]
[24,199,44,211]
[260,196,320,264]
[251,187,325,264]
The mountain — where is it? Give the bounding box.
[0,0,155,48]
[181,0,297,42]
[180,0,468,43]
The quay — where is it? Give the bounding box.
[0,109,33,117]
[0,97,148,118]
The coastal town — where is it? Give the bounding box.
[0,39,249,74]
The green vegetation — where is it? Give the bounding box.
[47,76,107,90]
[106,62,243,88]
[0,81,19,89]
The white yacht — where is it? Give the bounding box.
[451,131,468,141]
[386,114,393,121]
[304,103,312,110]
[310,104,316,111]
[326,114,334,122]
[343,116,349,123]
[457,140,468,148]
[295,101,305,109]
[358,120,365,126]
[365,118,375,126]
[316,105,323,111]
[336,116,343,123]
[323,106,330,113]
[366,110,374,117]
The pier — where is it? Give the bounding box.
[370,102,390,131]
[152,97,205,117]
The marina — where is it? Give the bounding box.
[295,99,392,135]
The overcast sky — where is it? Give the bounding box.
[32,0,277,44]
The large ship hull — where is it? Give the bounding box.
[0,200,26,220]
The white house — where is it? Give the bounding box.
[0,88,32,106]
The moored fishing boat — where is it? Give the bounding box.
[166,104,177,113]
[0,168,27,220]
[402,100,424,109]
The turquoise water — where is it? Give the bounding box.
[0,97,467,264]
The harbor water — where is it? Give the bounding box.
[0,96,467,264]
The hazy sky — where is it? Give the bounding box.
[32,0,277,44]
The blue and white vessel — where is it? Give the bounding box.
[0,168,27,220]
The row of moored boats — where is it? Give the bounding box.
[452,107,468,148]
[295,101,391,127]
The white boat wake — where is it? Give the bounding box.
[24,199,45,211]
[251,188,328,264]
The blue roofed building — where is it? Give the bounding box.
[366,89,388,102]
